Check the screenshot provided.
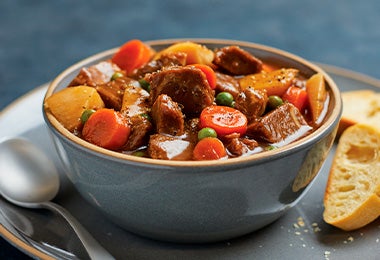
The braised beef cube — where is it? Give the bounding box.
[213,46,263,75]
[148,66,214,115]
[151,94,185,136]
[96,77,140,110]
[246,103,312,143]
[68,60,121,87]
[123,115,152,151]
[121,84,150,117]
[215,72,241,98]
[148,134,194,160]
[130,52,187,79]
[224,133,259,156]
[234,87,268,120]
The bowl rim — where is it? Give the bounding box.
[43,38,342,168]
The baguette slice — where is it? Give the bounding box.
[338,90,380,135]
[323,124,380,230]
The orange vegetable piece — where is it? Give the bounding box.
[200,106,248,136]
[82,108,131,150]
[193,137,227,160]
[282,86,308,111]
[191,64,217,89]
[306,73,328,124]
[239,68,298,96]
[111,39,154,74]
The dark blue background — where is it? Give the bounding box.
[1,0,379,258]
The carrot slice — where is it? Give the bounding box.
[200,106,248,136]
[193,137,227,160]
[82,108,131,150]
[282,86,308,111]
[191,64,217,89]
[111,39,154,74]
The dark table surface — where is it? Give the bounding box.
[1,0,379,259]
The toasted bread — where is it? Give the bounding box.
[323,124,380,230]
[338,90,380,135]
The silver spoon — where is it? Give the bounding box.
[0,138,114,260]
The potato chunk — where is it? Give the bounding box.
[239,68,298,96]
[121,85,150,117]
[44,86,105,132]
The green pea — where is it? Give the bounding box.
[140,113,152,121]
[198,127,217,140]
[268,95,284,109]
[139,79,150,92]
[111,72,124,81]
[216,92,234,107]
[80,109,96,123]
[132,150,147,157]
[266,145,278,151]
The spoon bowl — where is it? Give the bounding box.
[0,137,114,259]
[0,138,59,206]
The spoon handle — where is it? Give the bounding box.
[41,201,115,260]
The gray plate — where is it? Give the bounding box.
[1,65,380,260]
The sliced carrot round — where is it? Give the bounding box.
[191,64,217,89]
[111,39,153,74]
[82,108,131,150]
[200,106,248,136]
[193,137,227,160]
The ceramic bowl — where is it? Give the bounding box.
[43,39,342,243]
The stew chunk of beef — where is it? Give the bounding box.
[151,94,185,136]
[96,77,140,110]
[223,133,259,156]
[148,66,214,115]
[234,87,268,121]
[247,103,312,143]
[213,46,263,75]
[130,52,187,79]
[148,134,194,160]
[215,72,241,99]
[68,60,121,87]
[123,115,152,151]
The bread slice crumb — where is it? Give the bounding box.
[323,124,380,230]
[338,90,380,135]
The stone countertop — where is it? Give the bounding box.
[1,0,379,258]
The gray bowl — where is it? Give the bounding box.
[43,39,342,243]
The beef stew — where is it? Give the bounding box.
[44,39,330,160]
